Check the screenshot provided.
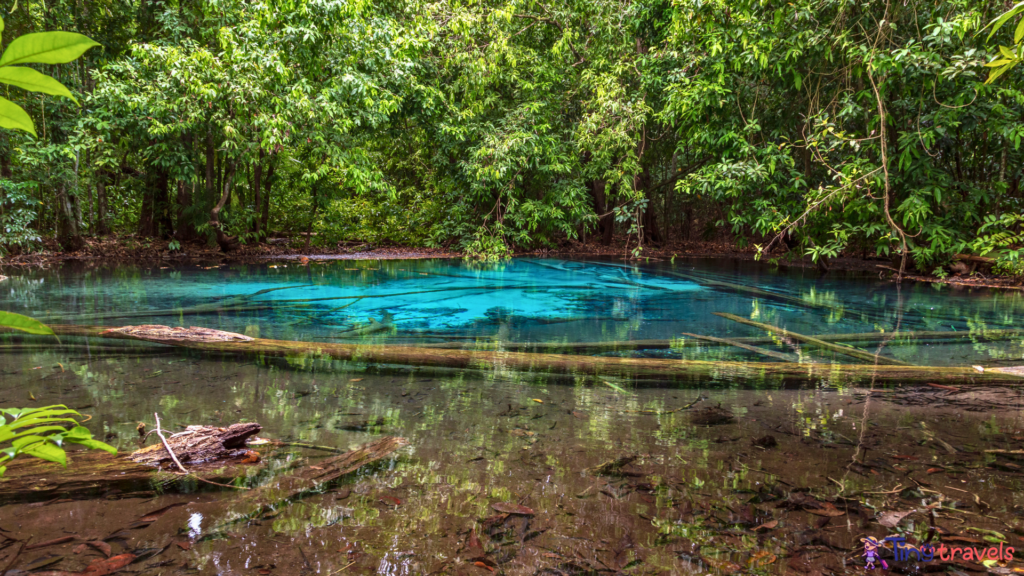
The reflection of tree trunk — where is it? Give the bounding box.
[253,149,264,239]
[96,170,110,235]
[210,159,239,252]
[588,180,613,245]
[56,184,85,251]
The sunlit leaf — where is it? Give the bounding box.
[0,97,35,136]
[0,67,76,102]
[0,31,100,66]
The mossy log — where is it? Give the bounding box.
[0,436,407,506]
[416,328,1024,352]
[714,312,912,366]
[35,324,1024,385]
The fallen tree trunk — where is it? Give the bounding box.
[415,328,1024,352]
[0,436,406,506]
[32,324,1024,385]
[713,312,912,366]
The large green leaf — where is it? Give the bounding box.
[0,31,100,66]
[0,425,70,444]
[0,311,54,335]
[0,67,76,102]
[0,97,35,136]
[23,441,67,467]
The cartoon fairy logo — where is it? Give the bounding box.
[861,537,889,570]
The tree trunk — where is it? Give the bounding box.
[0,436,406,506]
[95,170,110,235]
[210,159,240,251]
[138,177,155,236]
[176,180,198,241]
[637,165,662,245]
[588,180,613,245]
[29,323,1024,386]
[261,157,275,234]
[139,166,172,238]
[55,184,86,251]
[253,149,264,239]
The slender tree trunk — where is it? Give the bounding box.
[155,168,172,237]
[210,159,239,251]
[95,170,110,235]
[261,158,275,235]
[55,184,85,251]
[253,149,264,239]
[138,177,155,236]
[176,180,198,241]
[588,180,613,245]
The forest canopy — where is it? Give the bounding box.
[0,0,1021,274]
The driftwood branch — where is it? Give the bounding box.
[152,413,188,474]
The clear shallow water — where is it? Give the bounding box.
[2,258,1024,575]
[5,257,1024,367]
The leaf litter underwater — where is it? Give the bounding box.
[1,258,1024,574]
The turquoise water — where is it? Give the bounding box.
[3,257,1024,575]
[4,257,1024,366]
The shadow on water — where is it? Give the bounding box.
[1,257,1024,574]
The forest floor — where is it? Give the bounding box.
[1,233,1020,289]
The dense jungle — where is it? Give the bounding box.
[4,2,1024,576]
[0,0,1021,276]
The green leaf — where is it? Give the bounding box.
[23,441,67,467]
[0,67,76,102]
[0,310,52,334]
[988,3,1024,40]
[65,437,117,455]
[1016,18,1024,43]
[0,425,71,444]
[0,31,100,66]
[0,97,36,136]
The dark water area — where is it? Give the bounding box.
[1,258,1024,575]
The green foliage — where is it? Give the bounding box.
[0,405,116,477]
[0,16,97,135]
[984,2,1024,83]
[0,0,1021,274]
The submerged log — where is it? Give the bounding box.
[416,328,1024,352]
[713,312,911,366]
[235,436,410,519]
[679,332,798,362]
[0,434,406,505]
[33,324,1024,385]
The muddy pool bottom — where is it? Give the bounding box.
[1,350,1023,575]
